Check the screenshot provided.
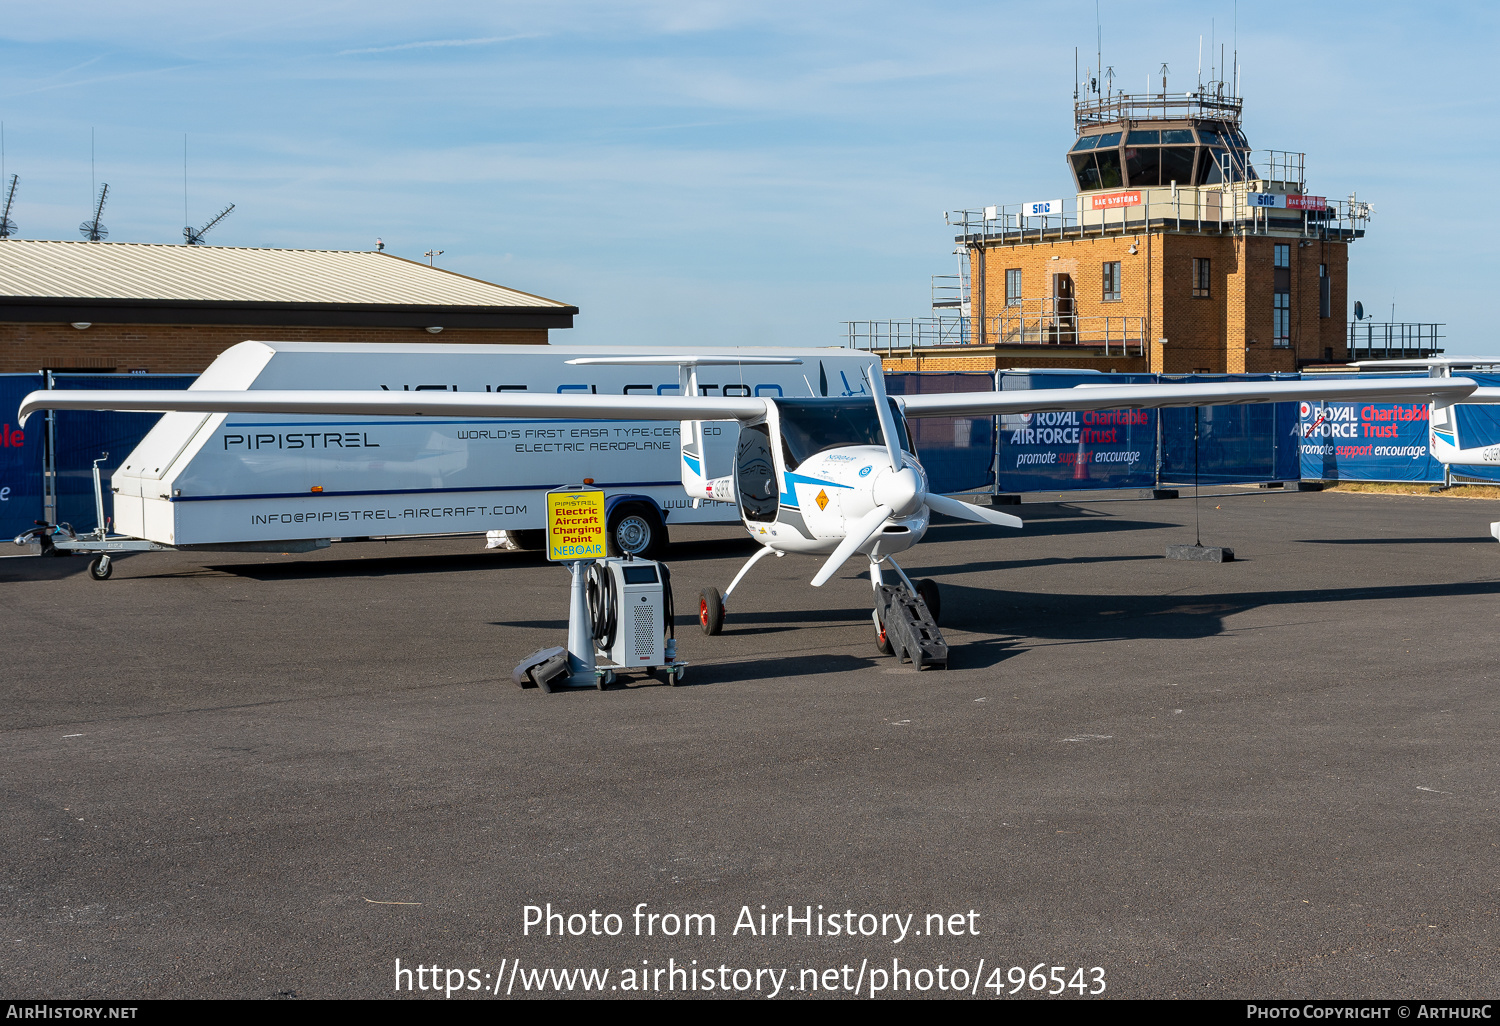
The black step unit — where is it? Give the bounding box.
[876,585,948,671]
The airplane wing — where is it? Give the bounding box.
[17,389,767,428]
[17,377,1483,427]
[896,378,1480,418]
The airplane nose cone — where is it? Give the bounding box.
[873,466,922,518]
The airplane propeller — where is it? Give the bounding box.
[809,366,1023,587]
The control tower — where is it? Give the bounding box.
[844,68,1420,373]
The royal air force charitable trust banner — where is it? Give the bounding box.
[996,372,1158,491]
[1297,373,1500,484]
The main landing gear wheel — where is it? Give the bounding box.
[915,579,941,623]
[699,586,724,636]
[88,554,113,581]
[873,609,893,655]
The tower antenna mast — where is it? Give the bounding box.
[0,175,17,239]
[184,203,234,245]
[79,183,108,242]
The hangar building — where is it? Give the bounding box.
[0,240,576,374]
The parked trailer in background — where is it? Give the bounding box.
[33,341,879,576]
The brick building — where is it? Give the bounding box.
[849,83,1391,374]
[0,240,575,374]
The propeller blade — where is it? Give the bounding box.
[925,493,1023,529]
[811,504,892,587]
[863,364,905,472]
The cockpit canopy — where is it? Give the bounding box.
[1069,123,1255,191]
[776,397,911,469]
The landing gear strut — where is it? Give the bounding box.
[699,544,782,635]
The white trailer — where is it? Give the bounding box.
[49,341,879,575]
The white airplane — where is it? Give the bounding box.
[17,354,1491,664]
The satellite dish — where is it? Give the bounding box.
[1353,301,1364,321]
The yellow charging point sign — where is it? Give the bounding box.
[546,488,607,561]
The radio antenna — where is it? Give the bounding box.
[0,174,17,239]
[79,182,108,241]
[184,203,234,245]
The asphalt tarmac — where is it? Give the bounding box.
[1,488,1497,1000]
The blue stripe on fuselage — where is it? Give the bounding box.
[778,470,853,509]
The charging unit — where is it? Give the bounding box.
[585,557,685,686]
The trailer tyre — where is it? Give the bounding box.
[88,555,113,581]
[608,504,668,560]
[509,529,546,551]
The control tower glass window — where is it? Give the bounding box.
[1095,148,1123,188]
[1125,146,1161,187]
[1161,147,1194,186]
[1072,153,1102,190]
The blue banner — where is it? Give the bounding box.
[0,375,45,539]
[995,371,1157,492]
[1159,374,1298,485]
[49,374,197,530]
[886,372,996,495]
[1295,373,1442,482]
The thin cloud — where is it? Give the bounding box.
[337,34,540,57]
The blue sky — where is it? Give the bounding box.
[1,1,1495,351]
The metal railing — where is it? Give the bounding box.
[1346,322,1445,359]
[930,274,966,311]
[845,314,1147,356]
[945,167,1370,245]
[1074,90,1242,131]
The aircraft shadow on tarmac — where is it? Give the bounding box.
[685,577,1500,670]
[1296,536,1496,545]
[926,505,1176,538]
[934,577,1500,648]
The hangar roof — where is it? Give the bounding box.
[0,240,575,329]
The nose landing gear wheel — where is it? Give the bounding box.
[915,578,941,623]
[699,586,724,636]
[88,554,113,581]
[873,609,893,654]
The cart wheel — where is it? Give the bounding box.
[88,555,113,581]
[599,669,617,689]
[873,608,893,655]
[699,587,724,636]
[915,578,941,623]
[670,665,684,686]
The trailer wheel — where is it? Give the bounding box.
[88,555,113,581]
[699,587,724,636]
[915,579,941,623]
[508,529,546,550]
[608,504,668,560]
